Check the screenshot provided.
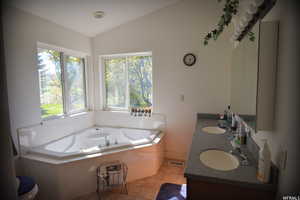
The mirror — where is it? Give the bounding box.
[230,23,260,129]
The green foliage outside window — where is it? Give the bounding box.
[38,48,86,118]
[104,54,152,109]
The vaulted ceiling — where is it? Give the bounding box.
[9,0,181,37]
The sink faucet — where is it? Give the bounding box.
[230,147,249,166]
[227,115,250,165]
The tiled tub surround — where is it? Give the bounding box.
[184,114,277,195]
[17,111,166,200]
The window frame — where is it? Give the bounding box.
[100,52,153,112]
[37,42,89,120]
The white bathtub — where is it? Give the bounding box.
[20,126,165,200]
[26,126,160,158]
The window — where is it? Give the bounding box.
[102,52,153,111]
[37,46,87,119]
[65,55,86,113]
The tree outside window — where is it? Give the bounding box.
[103,53,152,110]
[37,48,87,119]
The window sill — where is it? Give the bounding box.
[68,111,90,118]
[99,109,154,116]
[42,110,91,122]
[101,109,130,114]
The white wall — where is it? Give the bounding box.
[92,0,233,160]
[2,6,94,149]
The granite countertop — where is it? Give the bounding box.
[184,113,277,191]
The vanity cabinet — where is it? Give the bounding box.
[186,178,275,200]
[256,21,279,131]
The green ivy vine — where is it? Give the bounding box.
[204,0,255,46]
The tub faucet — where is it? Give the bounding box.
[105,136,110,146]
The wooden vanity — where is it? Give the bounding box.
[187,178,275,200]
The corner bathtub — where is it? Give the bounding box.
[25,126,161,159]
[20,126,165,200]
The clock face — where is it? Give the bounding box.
[183,53,196,66]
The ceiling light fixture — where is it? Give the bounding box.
[93,11,105,19]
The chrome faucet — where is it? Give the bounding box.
[230,146,249,166]
[105,136,110,146]
[229,118,249,166]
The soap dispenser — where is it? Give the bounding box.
[257,139,271,183]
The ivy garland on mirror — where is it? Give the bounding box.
[203,0,255,46]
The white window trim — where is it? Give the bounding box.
[37,42,89,120]
[99,51,153,112]
[37,42,89,57]
[63,53,89,115]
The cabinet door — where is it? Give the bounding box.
[187,178,275,200]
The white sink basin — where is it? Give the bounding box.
[199,150,239,171]
[202,126,226,134]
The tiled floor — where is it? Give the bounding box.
[76,160,186,200]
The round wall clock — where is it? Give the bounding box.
[183,53,196,66]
